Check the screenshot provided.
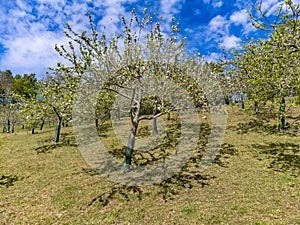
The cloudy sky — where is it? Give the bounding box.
[0,0,295,77]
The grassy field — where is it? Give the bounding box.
[0,105,299,224]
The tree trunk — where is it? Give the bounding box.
[7,119,10,133]
[254,101,259,115]
[116,108,121,120]
[54,118,62,143]
[152,106,158,135]
[11,124,14,133]
[123,123,138,173]
[241,94,245,109]
[95,118,99,128]
[152,117,158,135]
[278,97,286,131]
[122,87,142,173]
[32,127,35,134]
[40,120,45,131]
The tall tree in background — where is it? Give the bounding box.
[12,74,38,99]
[0,70,14,132]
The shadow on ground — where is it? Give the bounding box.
[83,168,215,208]
[231,117,299,137]
[83,142,236,208]
[230,118,277,135]
[252,142,300,177]
[0,174,23,188]
[35,133,78,154]
[73,115,236,208]
[213,143,238,168]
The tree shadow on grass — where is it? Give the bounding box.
[0,174,23,188]
[231,118,277,135]
[35,143,63,154]
[83,167,215,208]
[231,117,299,137]
[212,143,238,168]
[252,142,300,177]
[84,139,237,208]
[86,184,143,207]
[35,133,78,154]
[156,172,215,201]
[83,141,232,207]
[84,119,236,208]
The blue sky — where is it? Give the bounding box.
[0,0,297,77]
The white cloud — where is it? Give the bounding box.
[0,0,139,76]
[230,10,248,26]
[205,15,242,50]
[229,9,256,34]
[234,0,251,9]
[160,0,183,15]
[259,0,281,16]
[160,0,185,25]
[208,15,229,35]
[96,1,128,37]
[0,32,68,75]
[261,0,279,11]
[220,35,242,49]
[184,28,194,33]
[203,0,223,8]
[157,0,185,35]
[204,52,222,62]
[212,1,223,8]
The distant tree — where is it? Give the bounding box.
[12,73,38,99]
[40,70,79,142]
[228,0,300,130]
[0,70,14,132]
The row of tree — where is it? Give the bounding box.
[0,68,77,142]
[0,1,299,173]
[218,0,300,130]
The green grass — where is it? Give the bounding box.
[0,105,299,224]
